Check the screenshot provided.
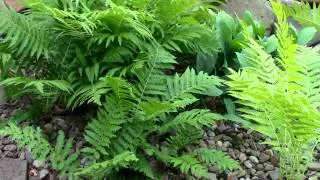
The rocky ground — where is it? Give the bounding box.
[1,100,320,180]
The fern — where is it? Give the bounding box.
[226,1,320,178]
[170,154,209,178]
[50,131,79,179]
[195,148,239,171]
[0,77,73,96]
[0,123,51,160]
[0,2,49,58]
[283,1,320,30]
[75,151,138,178]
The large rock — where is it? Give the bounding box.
[0,158,27,180]
[221,0,275,33]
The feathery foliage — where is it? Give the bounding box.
[226,1,320,178]
[0,0,239,179]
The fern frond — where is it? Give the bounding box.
[75,151,138,177]
[170,154,208,178]
[164,68,223,101]
[0,3,49,58]
[195,148,238,171]
[50,131,79,178]
[132,155,156,179]
[0,77,73,95]
[0,123,51,160]
[283,1,320,30]
[159,109,224,133]
[84,95,130,156]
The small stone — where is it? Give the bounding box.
[237,133,244,139]
[26,150,33,163]
[44,123,54,134]
[252,176,259,180]
[250,169,256,175]
[33,160,45,169]
[29,169,38,177]
[309,162,320,171]
[265,149,274,156]
[237,170,247,177]
[228,149,237,159]
[255,164,264,171]
[208,173,217,180]
[216,123,227,132]
[222,135,232,141]
[250,150,259,157]
[256,171,265,178]
[227,172,236,180]
[3,144,17,151]
[208,166,218,173]
[223,141,231,148]
[249,156,259,164]
[199,140,207,148]
[264,163,274,171]
[53,117,69,131]
[5,151,15,158]
[19,152,26,160]
[259,153,270,163]
[40,169,49,179]
[216,141,223,148]
[239,153,247,163]
[2,138,14,145]
[207,129,215,138]
[269,168,280,180]
[244,160,253,169]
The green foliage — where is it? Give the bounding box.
[0,0,239,179]
[51,131,79,179]
[283,1,320,30]
[0,123,51,160]
[0,123,79,177]
[226,1,320,179]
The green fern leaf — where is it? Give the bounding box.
[170,154,208,178]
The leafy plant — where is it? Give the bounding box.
[0,123,79,178]
[0,0,238,179]
[226,1,320,179]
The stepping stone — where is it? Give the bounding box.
[0,158,27,180]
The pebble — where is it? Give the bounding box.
[255,164,264,171]
[44,123,54,134]
[237,169,247,177]
[223,141,231,148]
[40,169,49,179]
[216,141,223,148]
[25,150,33,163]
[33,160,45,169]
[309,162,320,171]
[244,160,253,169]
[264,163,274,171]
[259,153,270,163]
[239,153,247,162]
[53,117,69,131]
[269,168,280,180]
[19,152,26,160]
[249,156,259,164]
[208,173,217,180]
[3,144,17,151]
[256,171,264,178]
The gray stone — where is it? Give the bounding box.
[221,0,275,34]
[0,86,6,104]
[33,160,45,169]
[244,160,253,169]
[25,150,33,163]
[39,169,49,179]
[309,162,320,171]
[255,164,264,171]
[3,144,17,151]
[208,173,217,180]
[53,117,69,131]
[269,168,280,180]
[0,158,27,180]
[256,171,265,178]
[19,152,26,160]
[264,163,274,171]
[239,153,247,163]
[259,153,270,163]
[222,141,231,148]
[216,141,223,148]
[44,123,54,134]
[237,169,247,178]
[249,156,259,164]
